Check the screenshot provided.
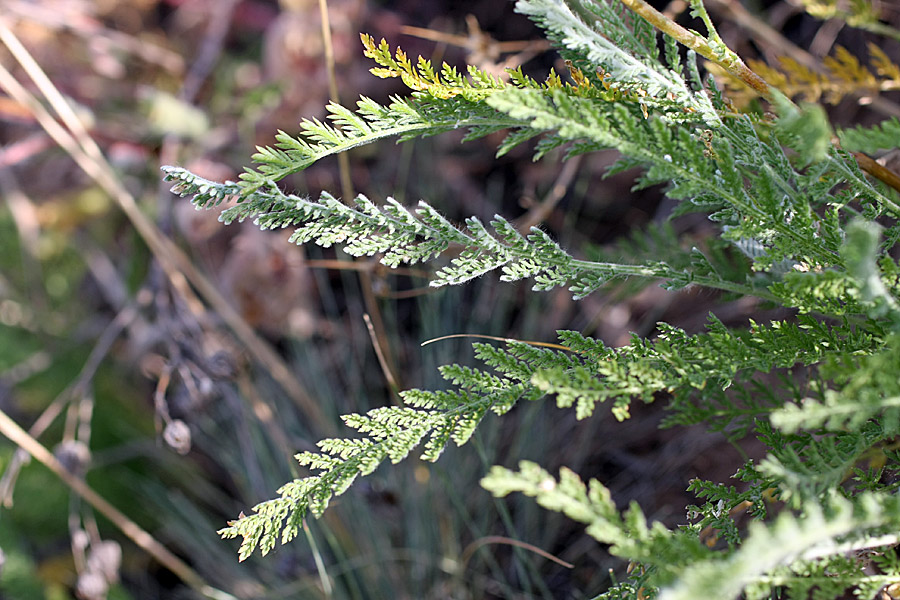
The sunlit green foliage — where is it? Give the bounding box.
[164,0,900,597]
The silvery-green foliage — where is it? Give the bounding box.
[840,116,900,153]
[164,0,900,597]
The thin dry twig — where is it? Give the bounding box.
[516,155,582,233]
[179,0,239,103]
[381,286,435,299]
[305,258,430,279]
[358,268,401,391]
[363,313,400,397]
[624,0,900,197]
[0,303,140,507]
[4,1,185,74]
[421,333,572,352]
[461,535,574,570]
[401,15,552,76]
[0,21,334,435]
[0,406,236,600]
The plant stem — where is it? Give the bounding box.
[853,152,900,195]
[617,0,771,97]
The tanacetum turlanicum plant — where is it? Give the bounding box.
[164,0,900,597]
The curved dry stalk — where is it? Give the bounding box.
[0,22,334,436]
[421,333,573,351]
[0,407,237,600]
[461,535,575,570]
[0,302,140,508]
[363,313,401,397]
[516,155,582,233]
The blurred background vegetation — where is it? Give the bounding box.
[1,0,898,598]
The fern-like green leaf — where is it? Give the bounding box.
[660,492,900,600]
[163,167,781,301]
[236,95,521,193]
[840,116,900,154]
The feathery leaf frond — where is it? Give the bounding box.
[840,116,900,154]
[712,42,900,107]
[235,95,521,193]
[162,2,900,597]
[162,166,780,300]
[660,492,900,600]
